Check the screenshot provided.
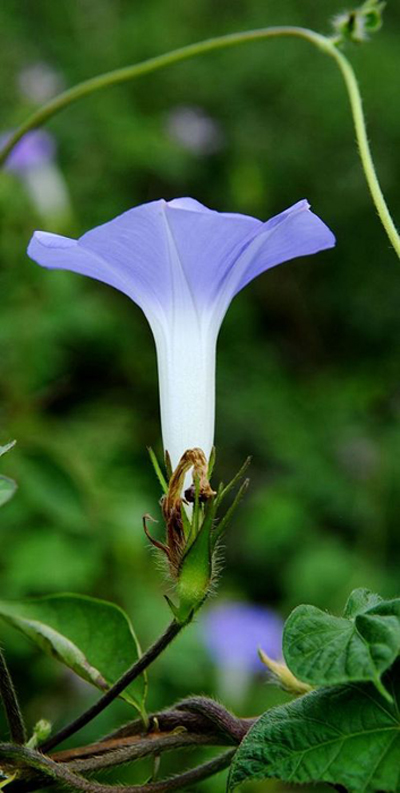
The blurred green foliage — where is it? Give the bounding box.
[0,1,400,790]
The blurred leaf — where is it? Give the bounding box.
[229,662,400,792]
[0,476,17,507]
[0,594,146,714]
[1,531,101,595]
[0,441,16,458]
[283,589,400,700]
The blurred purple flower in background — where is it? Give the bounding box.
[202,601,283,671]
[27,198,335,466]
[200,601,284,704]
[18,62,64,104]
[2,130,56,173]
[165,105,224,155]
[2,130,71,225]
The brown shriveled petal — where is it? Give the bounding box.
[163,448,216,518]
[161,449,216,577]
[143,514,171,561]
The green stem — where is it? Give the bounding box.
[0,743,235,793]
[327,43,400,257]
[0,648,26,745]
[40,620,183,753]
[0,26,398,255]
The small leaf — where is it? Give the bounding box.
[283,594,400,699]
[0,441,16,458]
[0,476,17,507]
[343,587,383,618]
[0,594,146,715]
[229,661,400,793]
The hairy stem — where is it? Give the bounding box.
[0,26,398,254]
[0,648,26,745]
[0,743,235,793]
[59,732,233,773]
[176,697,248,743]
[40,620,182,753]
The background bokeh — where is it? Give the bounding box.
[0,1,399,790]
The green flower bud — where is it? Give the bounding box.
[332,0,385,44]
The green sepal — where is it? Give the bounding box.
[164,595,193,626]
[207,446,216,478]
[215,457,250,508]
[147,447,168,493]
[176,520,213,621]
[212,478,249,549]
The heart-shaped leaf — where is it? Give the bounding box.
[0,476,17,507]
[229,661,400,793]
[0,594,146,715]
[283,589,400,699]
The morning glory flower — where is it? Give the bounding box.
[200,601,283,704]
[27,197,335,466]
[166,106,224,155]
[18,63,64,104]
[202,601,283,672]
[2,130,56,173]
[2,130,71,225]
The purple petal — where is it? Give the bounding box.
[230,200,335,295]
[28,202,175,320]
[28,198,335,328]
[163,201,261,308]
[28,198,261,322]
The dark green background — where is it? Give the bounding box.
[0,1,399,790]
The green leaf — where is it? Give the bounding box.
[283,590,400,699]
[0,476,17,507]
[0,441,16,458]
[229,661,400,793]
[344,587,383,617]
[0,594,146,715]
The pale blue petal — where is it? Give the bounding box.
[163,202,260,307]
[27,198,261,322]
[28,198,335,328]
[230,199,335,295]
[28,201,175,321]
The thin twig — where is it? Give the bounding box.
[0,743,235,793]
[58,732,233,773]
[98,708,221,744]
[40,621,182,753]
[0,648,26,744]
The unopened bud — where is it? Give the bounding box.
[332,0,385,44]
[27,718,52,749]
[259,649,313,695]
